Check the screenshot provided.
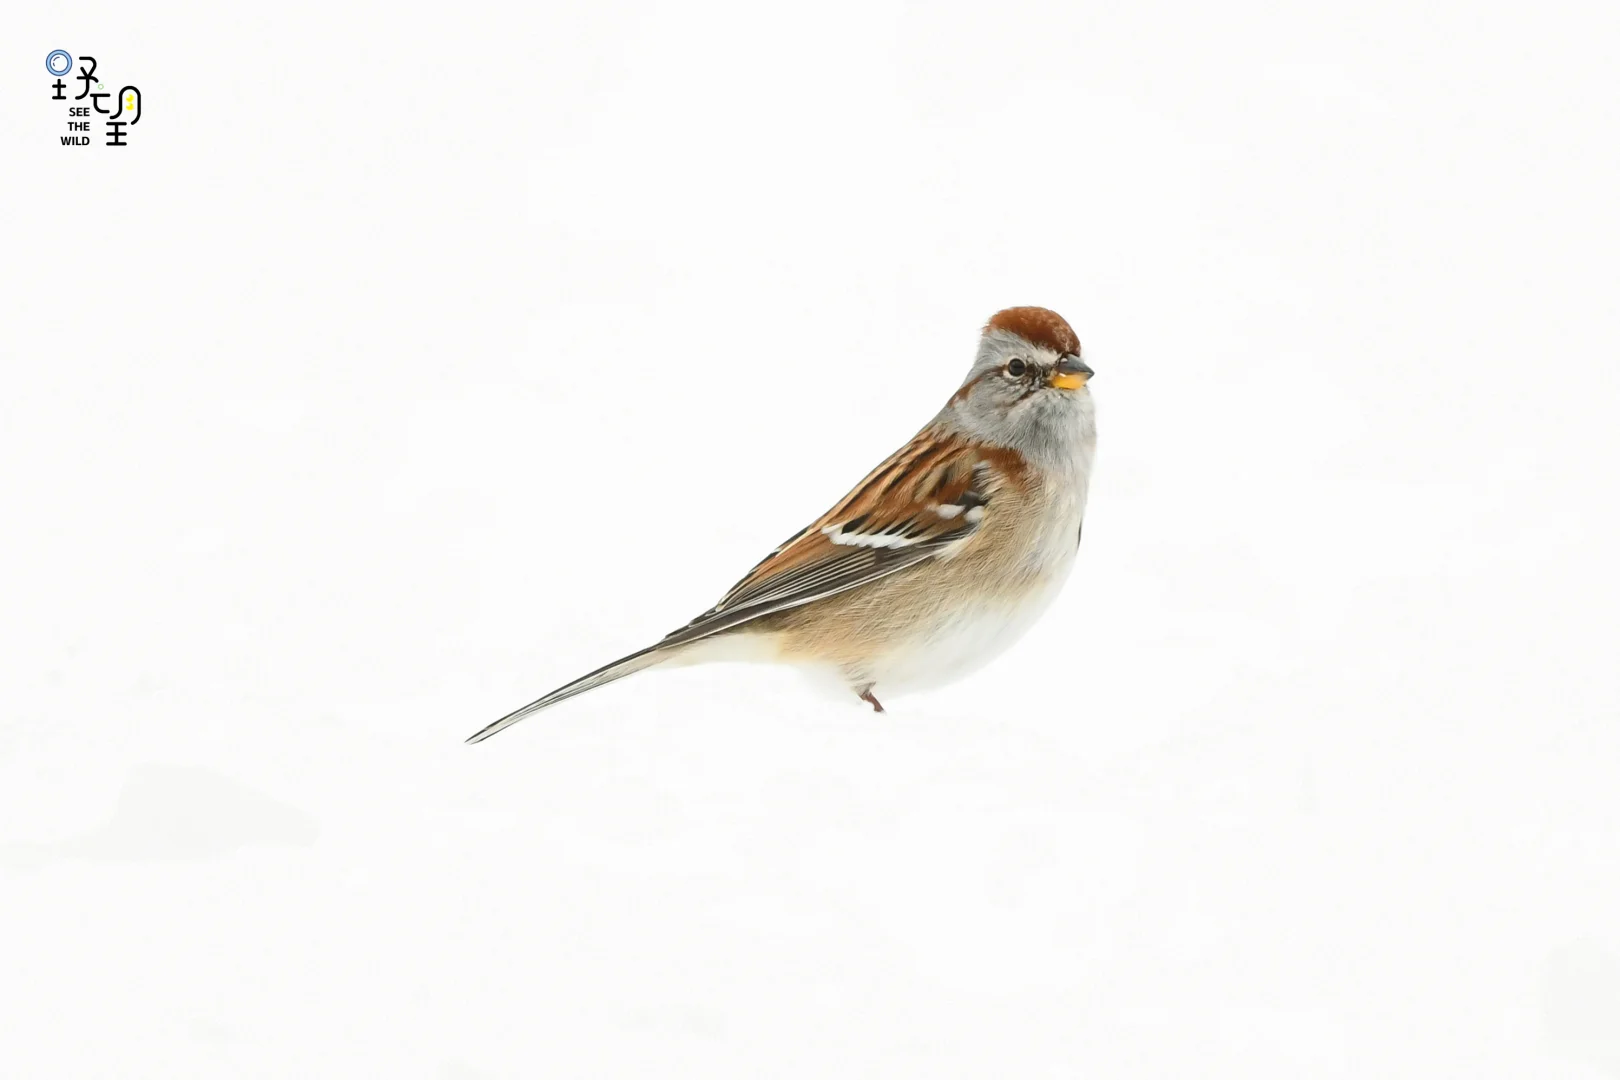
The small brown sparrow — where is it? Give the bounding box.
[467,306,1096,743]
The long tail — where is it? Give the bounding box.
[464,643,674,744]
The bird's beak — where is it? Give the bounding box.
[1048,354,1093,391]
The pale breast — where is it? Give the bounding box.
[764,445,1090,692]
[868,496,1082,691]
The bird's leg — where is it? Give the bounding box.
[857,686,886,713]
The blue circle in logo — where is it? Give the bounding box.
[46,50,73,76]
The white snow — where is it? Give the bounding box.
[3,1,1619,1077]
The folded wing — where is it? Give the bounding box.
[466,432,1005,743]
[660,433,997,647]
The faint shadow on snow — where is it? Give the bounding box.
[0,763,318,867]
[435,1062,496,1080]
[1544,939,1620,1077]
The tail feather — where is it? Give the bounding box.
[465,643,673,744]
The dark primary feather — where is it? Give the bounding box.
[660,522,973,644]
[463,531,972,745]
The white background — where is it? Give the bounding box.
[4,1,1619,1076]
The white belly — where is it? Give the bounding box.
[875,461,1088,695]
[869,553,1077,693]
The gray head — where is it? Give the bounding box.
[942,307,1095,460]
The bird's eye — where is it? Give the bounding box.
[1005,358,1027,377]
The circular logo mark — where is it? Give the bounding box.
[46,50,73,76]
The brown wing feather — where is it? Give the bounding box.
[661,430,999,644]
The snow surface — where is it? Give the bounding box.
[4,1,1619,1076]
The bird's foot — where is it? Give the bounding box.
[858,687,886,713]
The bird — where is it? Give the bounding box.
[466,306,1096,743]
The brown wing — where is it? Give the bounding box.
[658,431,1003,649]
[466,431,1014,743]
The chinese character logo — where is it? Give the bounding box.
[46,50,143,147]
